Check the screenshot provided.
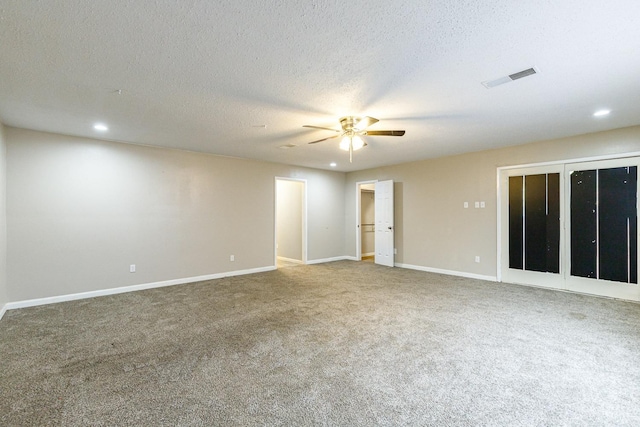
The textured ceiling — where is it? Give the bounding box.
[1,0,640,171]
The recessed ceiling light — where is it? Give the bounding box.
[93,123,108,131]
[593,109,611,117]
[330,162,337,167]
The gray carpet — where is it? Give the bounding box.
[1,261,639,426]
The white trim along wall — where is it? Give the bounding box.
[1,256,354,319]
[5,266,275,312]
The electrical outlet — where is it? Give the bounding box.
[130,264,136,273]
[230,255,235,262]
[394,248,397,254]
[475,256,480,263]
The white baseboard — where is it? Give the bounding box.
[4,265,276,312]
[396,263,497,282]
[276,256,304,264]
[306,256,354,264]
[0,261,498,317]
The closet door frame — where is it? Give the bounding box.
[564,157,640,301]
[498,154,640,302]
[499,164,565,290]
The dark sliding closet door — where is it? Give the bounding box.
[509,173,560,274]
[570,166,637,284]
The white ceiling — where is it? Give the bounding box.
[1,1,640,172]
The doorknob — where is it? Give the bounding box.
[388,226,393,230]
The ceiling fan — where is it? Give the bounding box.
[303,116,405,163]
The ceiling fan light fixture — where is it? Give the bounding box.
[303,115,404,163]
[339,135,365,151]
[352,135,365,150]
[340,136,350,151]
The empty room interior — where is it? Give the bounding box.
[1,1,640,425]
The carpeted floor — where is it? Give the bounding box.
[1,261,639,426]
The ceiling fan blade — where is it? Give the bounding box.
[354,116,379,130]
[307,134,340,144]
[365,130,405,136]
[303,125,341,132]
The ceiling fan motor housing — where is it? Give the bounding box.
[340,116,359,134]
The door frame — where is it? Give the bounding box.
[274,177,308,267]
[498,164,565,290]
[355,180,378,261]
[564,157,640,300]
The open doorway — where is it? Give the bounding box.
[356,180,395,266]
[360,184,376,262]
[356,181,377,261]
[275,178,307,268]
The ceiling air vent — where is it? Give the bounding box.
[482,67,539,88]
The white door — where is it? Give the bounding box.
[375,180,394,267]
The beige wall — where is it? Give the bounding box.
[6,128,346,301]
[276,179,304,261]
[345,125,640,278]
[7,124,640,303]
[0,122,7,309]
